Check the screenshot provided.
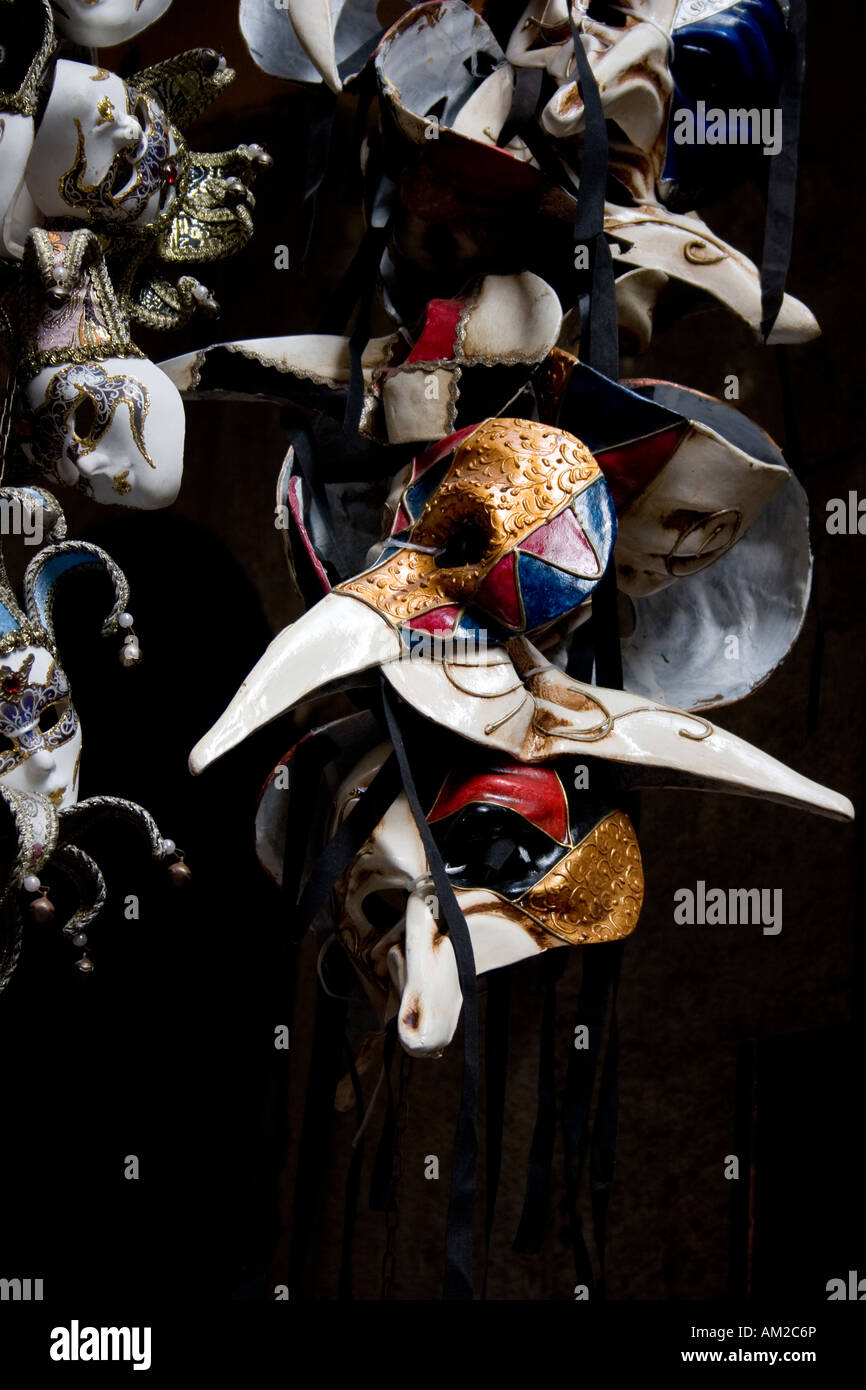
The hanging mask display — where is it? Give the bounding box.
[0,487,186,989]
[257,735,643,1057]
[27,59,181,229]
[369,1,816,346]
[534,355,812,709]
[159,271,562,446]
[49,0,174,48]
[10,228,185,507]
[660,0,791,207]
[188,413,850,825]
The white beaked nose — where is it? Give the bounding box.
[398,889,463,1057]
[31,750,55,772]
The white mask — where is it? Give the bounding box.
[26,356,184,508]
[15,227,185,509]
[26,60,179,228]
[0,646,81,810]
[50,0,173,48]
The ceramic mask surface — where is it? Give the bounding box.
[339,418,617,643]
[334,744,643,1056]
[26,357,184,508]
[27,61,178,227]
[50,0,173,47]
[0,646,81,810]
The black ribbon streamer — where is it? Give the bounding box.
[570,14,623,692]
[569,17,618,384]
[760,0,807,340]
[513,950,570,1253]
[562,941,625,1296]
[381,681,480,1301]
[300,91,339,270]
[482,968,511,1296]
[291,751,401,945]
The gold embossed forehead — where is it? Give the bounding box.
[410,418,601,554]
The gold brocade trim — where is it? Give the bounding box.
[340,547,463,624]
[0,0,56,118]
[518,809,644,945]
[0,623,55,658]
[337,419,601,623]
[20,228,145,378]
[413,419,600,550]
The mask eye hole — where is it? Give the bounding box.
[435,519,489,569]
[38,705,61,733]
[0,731,15,752]
[73,395,96,441]
[587,2,628,25]
[362,891,405,932]
[133,96,150,130]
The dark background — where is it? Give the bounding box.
[0,0,862,1304]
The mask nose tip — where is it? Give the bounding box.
[75,451,106,477]
[32,750,55,773]
[114,118,142,148]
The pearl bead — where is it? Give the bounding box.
[118,611,134,629]
[120,642,142,667]
[162,838,176,856]
[73,932,87,947]
[23,874,40,893]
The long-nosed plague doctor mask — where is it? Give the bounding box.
[257,733,643,1057]
[190,415,852,826]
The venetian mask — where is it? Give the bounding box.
[50,0,173,48]
[189,413,851,829]
[17,228,185,508]
[338,418,617,643]
[0,488,136,811]
[326,743,643,1056]
[26,358,184,507]
[379,272,563,445]
[26,60,179,228]
[661,0,791,206]
[551,360,790,597]
[0,647,80,810]
[531,0,679,204]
